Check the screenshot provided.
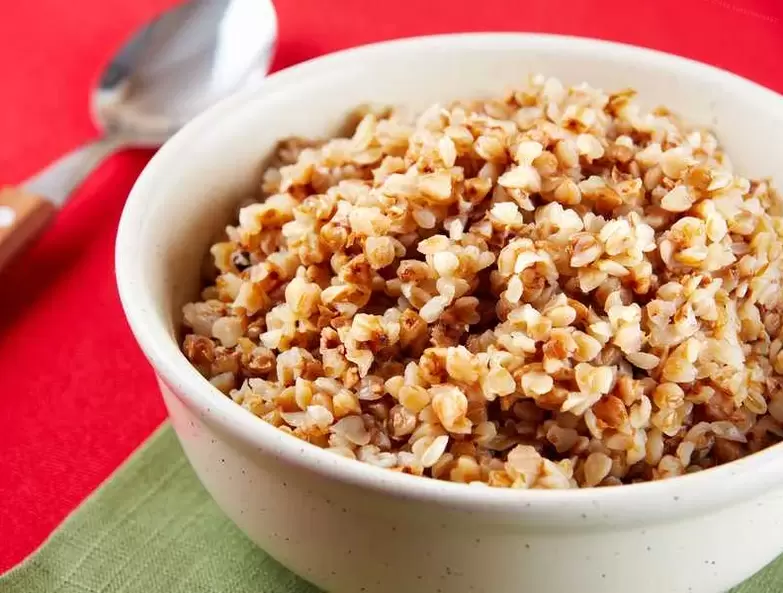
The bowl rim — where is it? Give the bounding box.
[116,32,783,523]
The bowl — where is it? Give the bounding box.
[116,33,783,593]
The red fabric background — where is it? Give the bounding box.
[1,0,782,573]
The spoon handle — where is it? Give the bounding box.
[22,137,121,206]
[0,188,56,271]
[0,137,120,272]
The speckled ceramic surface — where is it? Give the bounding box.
[117,34,783,593]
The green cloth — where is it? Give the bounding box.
[0,423,779,593]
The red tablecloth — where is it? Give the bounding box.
[2,0,782,573]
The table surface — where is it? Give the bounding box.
[2,0,782,573]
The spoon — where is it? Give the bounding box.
[0,0,277,271]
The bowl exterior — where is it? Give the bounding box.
[160,376,783,593]
[115,33,783,593]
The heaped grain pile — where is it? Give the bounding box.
[181,75,783,488]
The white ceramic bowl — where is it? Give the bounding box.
[116,33,783,593]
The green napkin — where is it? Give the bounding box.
[0,423,779,593]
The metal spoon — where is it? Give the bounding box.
[0,0,277,270]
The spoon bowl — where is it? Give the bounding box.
[94,0,277,144]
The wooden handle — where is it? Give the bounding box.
[0,186,56,271]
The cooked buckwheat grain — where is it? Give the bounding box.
[181,75,783,488]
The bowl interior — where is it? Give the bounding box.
[117,33,783,512]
